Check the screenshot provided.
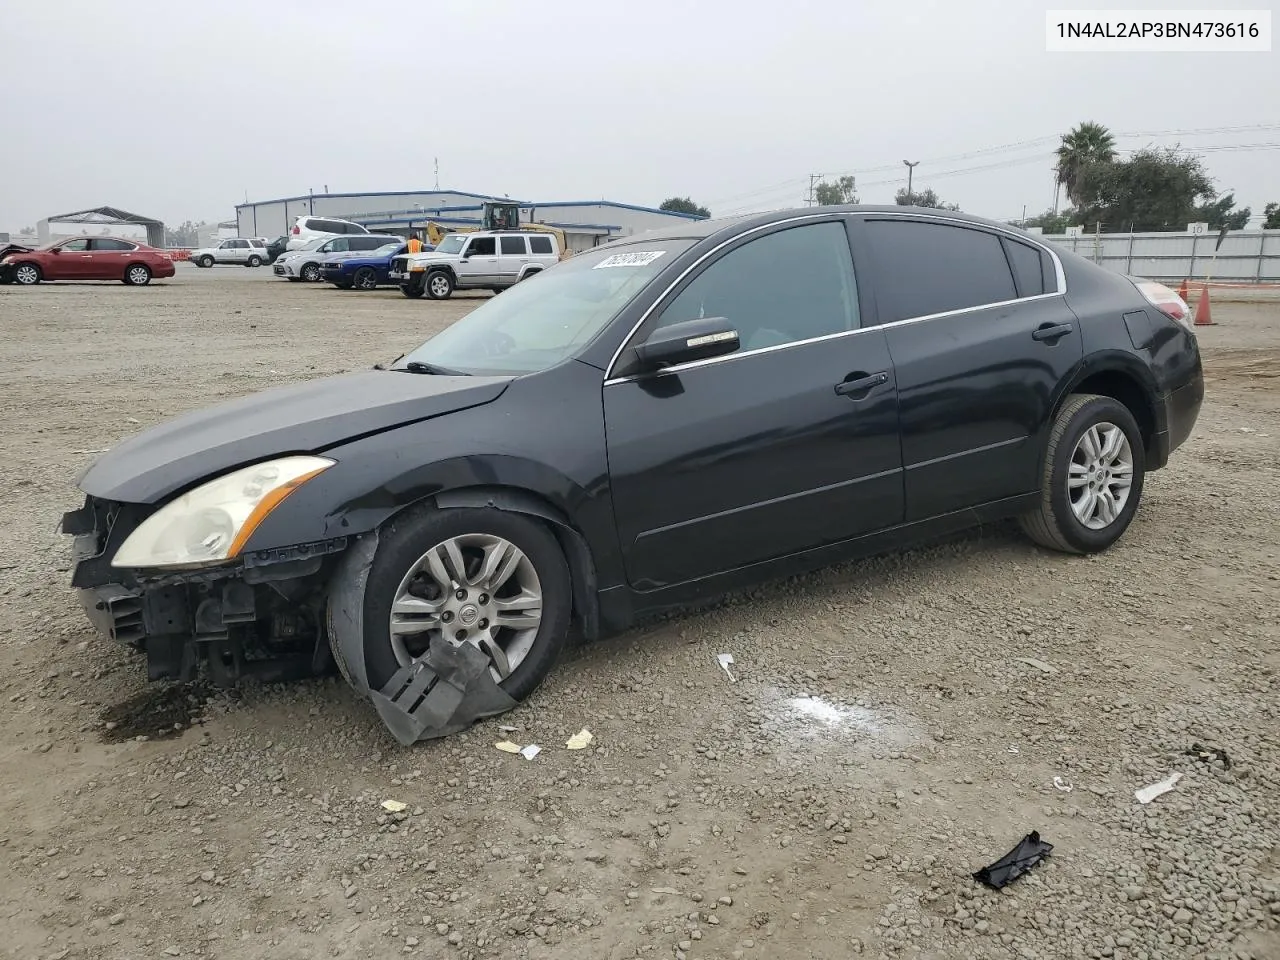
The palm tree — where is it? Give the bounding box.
[1055,122,1116,208]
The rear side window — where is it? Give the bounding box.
[500,236,527,255]
[309,219,344,233]
[1003,237,1048,297]
[352,236,391,250]
[345,222,369,235]
[862,220,1017,323]
[529,235,554,254]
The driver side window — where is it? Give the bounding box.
[653,221,859,354]
[61,239,90,252]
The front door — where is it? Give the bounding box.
[854,216,1084,521]
[50,238,92,279]
[459,236,499,286]
[603,218,904,590]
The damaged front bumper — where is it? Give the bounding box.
[62,495,346,685]
[63,495,520,744]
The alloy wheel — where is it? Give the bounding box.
[388,534,543,682]
[14,265,39,284]
[127,266,151,285]
[429,274,451,298]
[1068,422,1134,530]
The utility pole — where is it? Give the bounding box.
[434,158,439,190]
[807,174,823,206]
[1021,204,1027,225]
[903,160,919,205]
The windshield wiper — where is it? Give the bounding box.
[401,360,469,376]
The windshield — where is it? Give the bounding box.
[394,240,694,376]
[433,235,466,255]
[375,242,403,253]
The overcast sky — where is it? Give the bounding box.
[2,1,1277,231]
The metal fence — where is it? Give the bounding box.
[1039,229,1280,283]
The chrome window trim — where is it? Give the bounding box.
[602,210,1068,386]
[602,210,1067,384]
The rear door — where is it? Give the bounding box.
[89,238,137,277]
[852,215,1081,521]
[603,218,903,589]
[498,235,528,282]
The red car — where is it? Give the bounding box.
[0,236,176,286]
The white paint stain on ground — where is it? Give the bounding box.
[786,695,885,733]
[758,686,917,747]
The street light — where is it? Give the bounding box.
[903,160,920,205]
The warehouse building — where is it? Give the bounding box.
[235,189,704,253]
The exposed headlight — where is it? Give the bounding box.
[111,455,334,569]
[1,255,13,265]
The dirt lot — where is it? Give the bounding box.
[1,267,1277,960]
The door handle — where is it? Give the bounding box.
[834,371,889,397]
[1032,322,1073,342]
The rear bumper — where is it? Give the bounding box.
[1150,368,1204,470]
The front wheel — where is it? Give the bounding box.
[300,262,321,282]
[353,267,378,290]
[123,264,152,286]
[359,507,571,702]
[1019,393,1146,554]
[247,255,263,268]
[425,270,454,300]
[198,255,214,268]
[400,278,424,299]
[13,263,41,285]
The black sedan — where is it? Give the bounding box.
[62,206,1203,743]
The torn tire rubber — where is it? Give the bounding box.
[362,506,570,704]
[1020,393,1146,555]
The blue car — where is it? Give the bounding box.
[321,241,432,290]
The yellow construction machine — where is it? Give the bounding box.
[420,201,571,260]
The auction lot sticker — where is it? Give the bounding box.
[594,251,666,269]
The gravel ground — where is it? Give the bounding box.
[1,267,1277,960]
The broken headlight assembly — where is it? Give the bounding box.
[111,456,334,569]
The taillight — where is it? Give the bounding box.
[1131,278,1195,334]
[292,225,300,234]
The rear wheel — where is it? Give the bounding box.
[360,507,571,702]
[13,263,41,285]
[123,264,152,286]
[1019,394,1146,554]
[426,270,454,300]
[300,262,321,282]
[353,267,379,290]
[198,255,214,268]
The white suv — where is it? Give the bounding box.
[286,216,371,251]
[190,237,269,268]
[388,231,562,299]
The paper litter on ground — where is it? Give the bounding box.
[1135,771,1182,804]
[494,741,522,754]
[566,728,594,750]
[380,799,408,813]
[519,744,541,760]
[717,653,737,682]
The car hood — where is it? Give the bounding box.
[77,370,513,503]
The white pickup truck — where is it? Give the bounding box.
[388,230,562,299]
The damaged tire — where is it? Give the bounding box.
[1019,393,1145,554]
[361,507,570,702]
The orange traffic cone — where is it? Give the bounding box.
[1177,278,1189,302]
[1194,283,1215,326]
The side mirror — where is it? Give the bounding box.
[633,317,740,371]
[50,247,62,255]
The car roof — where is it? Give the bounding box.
[612,204,1045,247]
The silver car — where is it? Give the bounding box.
[190,238,270,268]
[273,234,401,282]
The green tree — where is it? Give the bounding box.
[1055,121,1117,208]
[893,186,959,211]
[1074,147,1216,232]
[18,225,35,237]
[1194,192,1250,230]
[813,176,858,205]
[1263,202,1280,229]
[1020,209,1074,233]
[659,196,710,217]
